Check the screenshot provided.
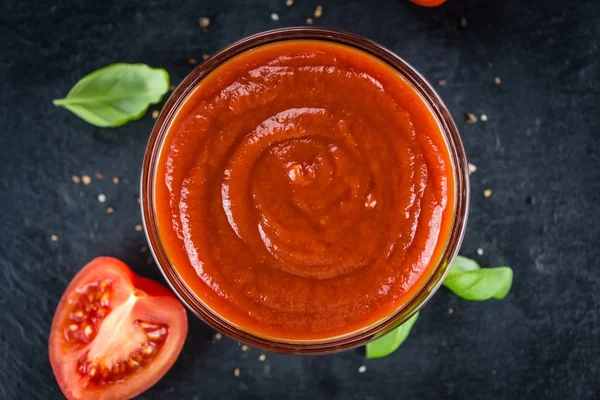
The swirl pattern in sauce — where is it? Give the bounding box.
[155,41,455,340]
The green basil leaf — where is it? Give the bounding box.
[443,257,513,300]
[366,312,419,359]
[53,63,169,127]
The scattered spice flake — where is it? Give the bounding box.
[358,365,367,373]
[152,110,159,119]
[526,196,536,205]
[286,0,294,6]
[468,163,477,175]
[459,17,467,28]
[139,246,148,253]
[82,175,92,185]
[483,189,492,198]
[188,57,197,65]
[271,12,280,21]
[170,85,175,91]
[98,194,106,203]
[477,248,484,256]
[314,5,323,18]
[258,353,266,361]
[306,17,314,25]
[202,53,210,61]
[199,17,210,31]
[112,177,120,184]
[107,207,115,214]
[241,345,249,352]
[438,79,447,86]
[494,77,501,85]
[72,175,81,184]
[234,368,240,377]
[95,172,104,180]
[466,113,478,124]
[480,114,488,121]
[135,224,143,232]
[50,234,59,242]
[448,308,454,314]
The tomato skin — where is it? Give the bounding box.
[410,0,448,7]
[49,257,188,400]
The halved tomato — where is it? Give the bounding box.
[49,257,188,400]
[410,0,448,6]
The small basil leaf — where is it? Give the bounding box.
[443,262,513,300]
[366,312,419,359]
[53,63,169,127]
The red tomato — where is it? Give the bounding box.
[49,257,188,400]
[410,0,448,6]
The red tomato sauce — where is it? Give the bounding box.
[155,40,455,340]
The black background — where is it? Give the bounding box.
[1,0,599,399]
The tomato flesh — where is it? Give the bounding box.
[49,257,188,400]
[410,0,447,7]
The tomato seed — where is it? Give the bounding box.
[147,327,167,340]
[83,325,93,337]
[100,292,110,307]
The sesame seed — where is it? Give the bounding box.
[95,172,104,180]
[50,234,59,242]
[314,5,323,18]
[271,13,279,21]
[477,248,484,255]
[468,163,477,175]
[306,17,314,25]
[135,225,143,232]
[199,17,210,30]
[438,79,447,86]
[107,207,115,214]
[82,175,92,185]
[112,177,120,184]
[98,194,106,203]
[466,113,478,124]
[213,333,222,341]
[480,114,488,121]
[170,85,175,91]
[203,54,210,61]
[448,308,454,314]
[286,0,294,6]
[459,16,467,28]
[188,57,197,65]
[483,189,492,198]
[72,175,81,184]
[241,345,249,351]
[494,77,501,85]
[258,353,266,361]
[358,365,367,373]
[234,368,240,377]
[152,110,159,119]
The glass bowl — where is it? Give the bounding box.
[141,27,469,355]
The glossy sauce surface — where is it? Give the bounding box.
[155,40,455,340]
